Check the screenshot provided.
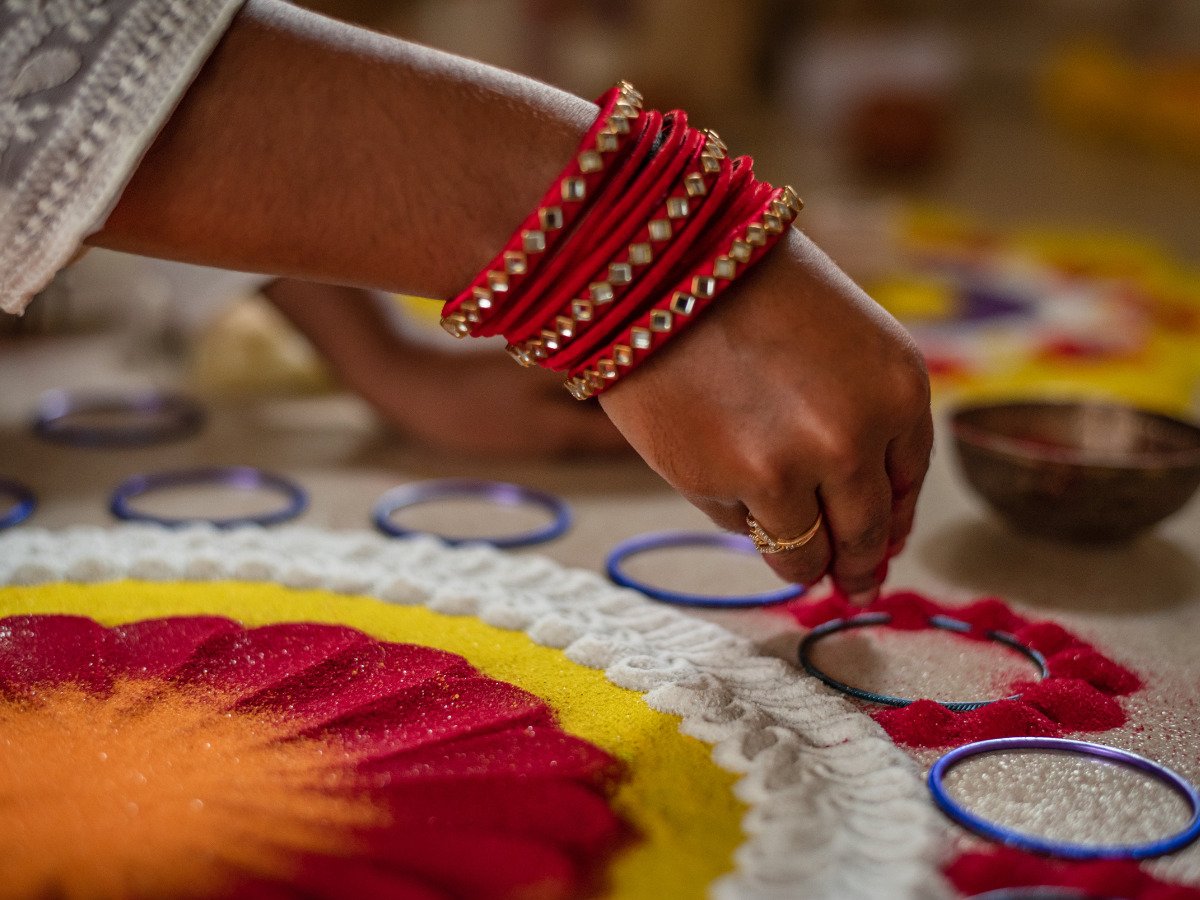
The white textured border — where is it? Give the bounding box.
[0,526,949,899]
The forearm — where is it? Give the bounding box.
[92,0,594,298]
[261,279,422,401]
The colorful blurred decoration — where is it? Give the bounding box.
[1042,42,1200,164]
[869,208,1200,415]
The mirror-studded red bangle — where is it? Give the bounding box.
[439,81,803,399]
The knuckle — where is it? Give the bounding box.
[698,500,749,534]
[671,472,706,498]
[836,518,890,558]
[893,369,931,419]
[810,424,865,477]
[736,449,791,503]
[895,331,930,376]
[880,340,930,412]
[882,350,930,413]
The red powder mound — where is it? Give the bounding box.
[874,591,946,630]
[1048,647,1144,695]
[782,589,1144,748]
[952,597,1026,635]
[789,594,862,629]
[947,848,1200,900]
[1012,621,1078,656]
[876,698,1061,748]
[1016,679,1127,731]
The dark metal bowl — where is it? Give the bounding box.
[950,400,1200,543]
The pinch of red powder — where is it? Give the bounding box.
[947,848,1200,900]
[782,589,1143,748]
[789,594,861,629]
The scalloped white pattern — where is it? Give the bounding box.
[0,526,949,899]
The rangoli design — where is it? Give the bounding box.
[0,614,626,899]
[0,526,943,899]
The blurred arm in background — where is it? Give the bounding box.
[261,279,628,458]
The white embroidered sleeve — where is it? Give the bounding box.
[0,0,245,315]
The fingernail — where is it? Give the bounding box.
[849,589,878,606]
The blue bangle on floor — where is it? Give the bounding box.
[110,466,308,528]
[606,531,803,608]
[34,389,205,448]
[929,737,1200,860]
[0,478,36,530]
[798,612,1049,711]
[373,479,571,549]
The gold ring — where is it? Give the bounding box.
[746,511,823,554]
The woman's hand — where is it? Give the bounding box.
[599,228,933,602]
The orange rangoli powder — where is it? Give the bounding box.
[0,679,381,898]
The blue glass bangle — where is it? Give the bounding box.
[110,466,308,528]
[606,531,804,608]
[372,479,571,549]
[929,737,1200,860]
[798,612,1049,711]
[0,478,36,530]
[34,389,205,448]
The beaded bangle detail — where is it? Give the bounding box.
[505,127,728,368]
[438,82,803,399]
[440,82,646,338]
[564,185,800,399]
[484,108,677,341]
[541,149,753,374]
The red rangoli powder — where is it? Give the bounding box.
[947,848,1200,900]
[784,590,1143,749]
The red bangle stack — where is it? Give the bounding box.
[440,82,802,399]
